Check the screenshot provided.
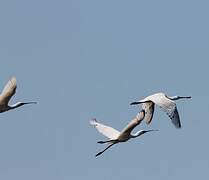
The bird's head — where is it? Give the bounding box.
[132,129,159,138]
[10,101,37,109]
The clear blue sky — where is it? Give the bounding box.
[0,0,208,179]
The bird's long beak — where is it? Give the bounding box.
[147,129,159,132]
[179,96,191,99]
[23,102,37,105]
[144,129,159,134]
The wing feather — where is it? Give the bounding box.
[0,77,17,105]
[90,119,120,139]
[149,94,181,128]
[142,102,155,124]
[120,110,145,134]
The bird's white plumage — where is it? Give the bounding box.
[0,77,17,105]
[120,111,145,135]
[144,93,181,128]
[0,76,36,113]
[90,119,120,139]
[131,92,188,128]
[90,111,157,156]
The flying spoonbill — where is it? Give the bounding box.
[90,110,158,157]
[0,77,37,113]
[130,92,191,128]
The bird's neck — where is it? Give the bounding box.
[9,102,24,109]
[131,131,142,138]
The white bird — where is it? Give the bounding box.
[130,92,191,128]
[0,77,37,113]
[90,110,158,157]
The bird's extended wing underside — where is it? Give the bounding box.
[90,119,120,139]
[142,102,155,124]
[120,110,145,134]
[150,96,181,128]
[0,77,17,105]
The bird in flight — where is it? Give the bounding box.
[90,110,158,157]
[0,77,37,113]
[130,92,191,128]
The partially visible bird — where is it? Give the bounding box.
[0,77,37,113]
[90,110,158,157]
[130,92,191,128]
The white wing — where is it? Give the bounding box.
[0,77,17,105]
[120,110,145,134]
[90,119,120,139]
[149,93,181,128]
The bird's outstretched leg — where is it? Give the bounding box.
[95,143,115,157]
[130,100,150,105]
[97,139,116,144]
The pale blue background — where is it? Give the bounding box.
[0,0,208,179]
